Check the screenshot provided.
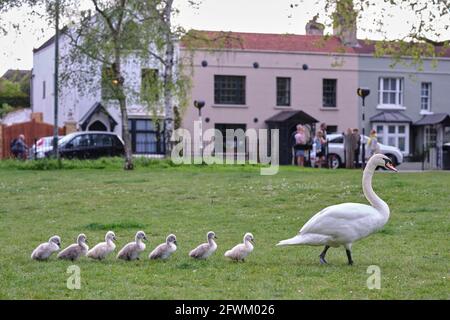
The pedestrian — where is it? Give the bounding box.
[320,123,328,140]
[352,128,361,168]
[367,129,380,159]
[11,134,28,160]
[293,124,307,167]
[313,130,326,168]
[344,128,354,169]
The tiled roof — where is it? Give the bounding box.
[1,69,31,81]
[370,111,413,123]
[182,30,450,57]
[183,30,359,54]
[415,113,450,126]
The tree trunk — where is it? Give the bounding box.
[163,0,175,157]
[120,97,133,170]
[114,51,133,170]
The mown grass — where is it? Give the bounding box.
[0,161,448,299]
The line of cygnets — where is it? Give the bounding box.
[31,230,255,262]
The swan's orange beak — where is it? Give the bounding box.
[386,162,398,172]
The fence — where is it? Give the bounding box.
[0,120,65,159]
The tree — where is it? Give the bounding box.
[54,0,192,169]
[290,0,450,68]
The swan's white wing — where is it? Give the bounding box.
[299,203,383,243]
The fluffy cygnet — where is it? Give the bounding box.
[189,231,217,259]
[149,234,177,260]
[117,231,147,261]
[87,231,117,260]
[57,234,89,261]
[224,232,254,262]
[31,235,61,261]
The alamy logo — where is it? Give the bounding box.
[66,265,81,290]
[171,121,280,175]
[366,265,381,290]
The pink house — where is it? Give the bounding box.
[180,29,361,164]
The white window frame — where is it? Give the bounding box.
[420,82,432,114]
[372,122,409,155]
[377,77,405,110]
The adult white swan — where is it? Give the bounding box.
[277,154,398,265]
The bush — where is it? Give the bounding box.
[0,157,177,170]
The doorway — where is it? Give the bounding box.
[88,120,108,131]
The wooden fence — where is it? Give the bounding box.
[0,120,65,159]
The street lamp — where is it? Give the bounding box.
[53,0,60,164]
[194,100,205,160]
[357,87,370,168]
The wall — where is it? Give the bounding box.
[181,48,359,138]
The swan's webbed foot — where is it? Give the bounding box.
[346,249,353,266]
[319,245,330,265]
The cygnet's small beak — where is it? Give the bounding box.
[174,240,178,245]
[113,236,117,241]
[143,236,148,241]
[85,239,88,244]
[214,235,218,239]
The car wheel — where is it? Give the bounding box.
[327,154,341,169]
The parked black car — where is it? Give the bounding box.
[46,132,125,159]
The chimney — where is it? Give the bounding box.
[305,15,325,36]
[333,0,359,47]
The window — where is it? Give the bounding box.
[329,136,343,143]
[425,127,437,148]
[42,81,46,99]
[141,69,159,102]
[420,82,431,111]
[128,119,164,154]
[214,123,247,155]
[93,134,113,147]
[372,123,409,154]
[326,125,338,134]
[379,78,403,106]
[276,77,291,106]
[322,79,337,107]
[101,66,115,100]
[214,75,246,105]
[70,134,91,148]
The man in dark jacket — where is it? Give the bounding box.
[11,134,28,159]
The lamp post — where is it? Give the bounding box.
[53,0,60,164]
[194,100,205,161]
[357,87,370,168]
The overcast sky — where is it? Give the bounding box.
[1,0,449,76]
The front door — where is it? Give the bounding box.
[88,120,108,131]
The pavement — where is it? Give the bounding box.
[396,162,449,172]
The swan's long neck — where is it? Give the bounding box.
[363,163,390,219]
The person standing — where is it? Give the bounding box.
[293,125,307,167]
[367,129,380,159]
[344,128,354,169]
[320,123,328,140]
[313,130,326,168]
[352,128,361,168]
[11,134,28,160]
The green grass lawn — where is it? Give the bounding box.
[0,163,449,299]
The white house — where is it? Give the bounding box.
[31,31,177,155]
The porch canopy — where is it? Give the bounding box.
[414,113,450,126]
[265,110,319,165]
[370,111,412,123]
[79,102,118,131]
